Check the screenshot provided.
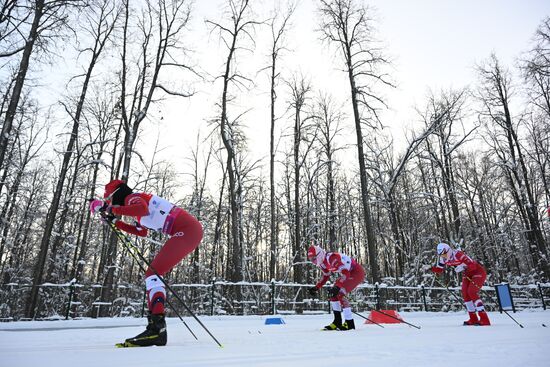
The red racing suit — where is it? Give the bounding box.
[110,192,203,277]
[434,250,486,303]
[314,252,365,304]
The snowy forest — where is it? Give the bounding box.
[0,0,549,319]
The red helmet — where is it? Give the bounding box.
[307,245,325,265]
[103,179,125,200]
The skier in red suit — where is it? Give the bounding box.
[307,245,365,330]
[90,179,203,346]
[431,242,491,326]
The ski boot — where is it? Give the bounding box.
[323,310,342,331]
[339,319,355,330]
[116,313,167,347]
[463,311,479,326]
[477,311,491,326]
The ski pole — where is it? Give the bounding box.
[107,221,224,347]
[464,275,524,329]
[365,307,421,329]
[352,311,384,328]
[110,223,222,346]
[114,230,199,340]
[109,226,198,341]
[433,276,466,308]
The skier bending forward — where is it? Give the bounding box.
[90,179,203,346]
[431,242,491,326]
[307,245,365,330]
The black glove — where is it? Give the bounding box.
[328,286,341,298]
[308,287,318,296]
[97,202,108,212]
[100,203,114,215]
[100,212,117,225]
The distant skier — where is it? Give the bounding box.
[90,179,203,346]
[431,242,491,326]
[307,245,365,330]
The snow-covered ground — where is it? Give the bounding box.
[1,310,549,367]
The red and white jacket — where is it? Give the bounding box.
[434,250,484,276]
[111,193,181,237]
[314,252,359,289]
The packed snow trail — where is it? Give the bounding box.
[1,311,549,367]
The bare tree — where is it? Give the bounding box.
[523,17,550,207]
[0,0,85,192]
[186,132,214,282]
[206,0,259,282]
[115,0,196,180]
[0,0,32,59]
[477,54,549,278]
[287,74,314,284]
[0,103,47,281]
[312,93,345,249]
[25,0,119,318]
[266,3,294,281]
[71,85,118,283]
[422,90,474,242]
[319,0,393,282]
[367,91,466,278]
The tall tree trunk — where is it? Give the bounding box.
[0,0,44,177]
[207,0,256,282]
[269,46,278,282]
[348,73,379,282]
[25,11,108,317]
[319,0,391,282]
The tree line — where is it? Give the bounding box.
[0,0,548,318]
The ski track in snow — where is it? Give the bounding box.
[1,311,549,367]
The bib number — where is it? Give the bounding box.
[140,195,174,231]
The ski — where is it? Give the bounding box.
[115,340,163,348]
[115,341,141,348]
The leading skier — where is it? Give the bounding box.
[307,245,365,330]
[90,179,203,346]
[431,242,491,326]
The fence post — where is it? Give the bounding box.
[211,278,216,316]
[538,282,546,310]
[65,280,76,320]
[375,283,380,310]
[421,284,428,312]
[271,279,276,315]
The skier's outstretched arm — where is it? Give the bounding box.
[115,221,148,237]
[110,195,149,217]
[315,272,331,289]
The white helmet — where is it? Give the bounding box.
[437,242,452,256]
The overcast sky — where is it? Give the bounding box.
[368,0,549,127]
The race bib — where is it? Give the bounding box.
[339,255,352,271]
[140,195,174,231]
